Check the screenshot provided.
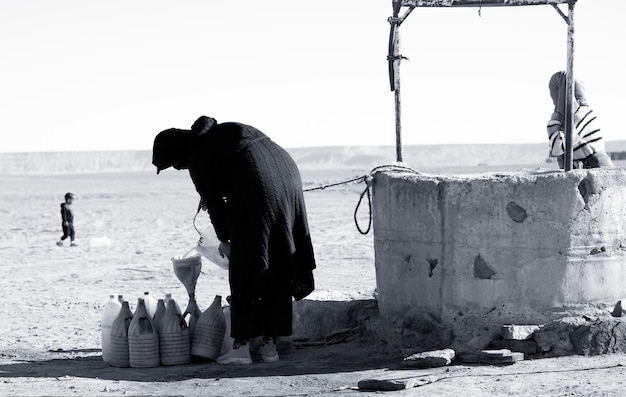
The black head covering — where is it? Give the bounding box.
[191,116,217,135]
[152,128,193,174]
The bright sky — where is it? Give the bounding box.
[0,1,624,153]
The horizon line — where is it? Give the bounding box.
[2,140,626,155]
[0,140,596,155]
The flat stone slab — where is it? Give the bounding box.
[457,349,524,365]
[402,348,455,368]
[358,375,439,391]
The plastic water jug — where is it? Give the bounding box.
[219,305,234,356]
[143,291,158,319]
[153,299,166,331]
[128,298,160,368]
[192,226,229,270]
[184,296,202,344]
[191,295,226,362]
[109,301,133,367]
[165,293,182,316]
[101,294,122,363]
[159,299,191,366]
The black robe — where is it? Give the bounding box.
[188,122,315,340]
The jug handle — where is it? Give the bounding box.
[183,247,198,258]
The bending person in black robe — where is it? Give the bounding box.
[153,116,315,364]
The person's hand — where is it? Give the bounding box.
[63,221,68,227]
[218,241,231,260]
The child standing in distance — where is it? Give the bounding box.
[56,192,77,247]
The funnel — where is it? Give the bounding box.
[172,254,203,298]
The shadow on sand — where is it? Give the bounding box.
[0,341,400,382]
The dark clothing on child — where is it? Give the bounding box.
[60,202,75,242]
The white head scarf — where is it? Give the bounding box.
[548,71,588,123]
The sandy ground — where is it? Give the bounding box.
[2,169,626,396]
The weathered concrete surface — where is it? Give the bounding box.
[372,168,626,351]
[292,298,378,342]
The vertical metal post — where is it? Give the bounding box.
[564,0,576,171]
[389,1,404,163]
[393,32,403,164]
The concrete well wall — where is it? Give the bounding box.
[372,168,626,330]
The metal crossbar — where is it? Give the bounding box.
[400,0,570,7]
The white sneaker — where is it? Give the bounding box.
[70,241,78,247]
[217,343,252,365]
[259,339,279,363]
[56,241,64,247]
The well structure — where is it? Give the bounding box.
[372,168,626,349]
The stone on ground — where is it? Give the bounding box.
[402,348,455,368]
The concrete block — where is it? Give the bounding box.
[292,298,377,341]
[372,168,626,349]
[489,338,538,356]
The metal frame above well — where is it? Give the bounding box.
[388,0,578,170]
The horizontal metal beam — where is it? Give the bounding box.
[400,0,570,7]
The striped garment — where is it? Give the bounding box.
[547,105,605,159]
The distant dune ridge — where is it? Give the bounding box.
[1,141,626,175]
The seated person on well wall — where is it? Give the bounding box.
[546,70,614,169]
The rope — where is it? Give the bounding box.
[354,176,373,235]
[302,175,367,192]
[193,209,201,235]
[304,163,421,235]
[193,164,420,236]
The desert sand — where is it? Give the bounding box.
[2,160,626,396]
